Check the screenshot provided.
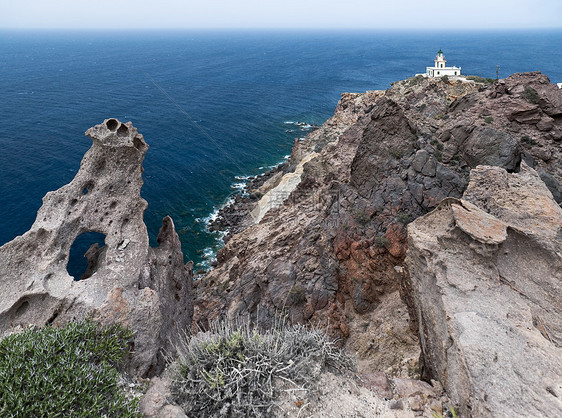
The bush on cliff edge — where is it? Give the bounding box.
[0,320,140,417]
[170,319,355,417]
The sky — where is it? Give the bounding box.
[1,0,561,30]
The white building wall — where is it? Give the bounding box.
[426,66,461,77]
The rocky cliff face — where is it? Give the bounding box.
[405,163,562,416]
[194,72,562,379]
[0,119,193,377]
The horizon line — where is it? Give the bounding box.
[2,26,562,32]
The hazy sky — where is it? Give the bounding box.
[1,0,561,30]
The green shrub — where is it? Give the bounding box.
[375,235,390,247]
[522,86,541,104]
[521,135,537,145]
[450,153,463,163]
[484,116,494,124]
[0,320,139,417]
[396,212,411,225]
[389,147,406,159]
[353,208,371,225]
[430,139,444,151]
[170,319,354,417]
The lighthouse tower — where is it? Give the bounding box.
[434,49,446,69]
[426,49,461,78]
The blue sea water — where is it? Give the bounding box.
[1,30,561,271]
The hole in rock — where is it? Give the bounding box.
[133,136,143,150]
[82,182,94,195]
[47,310,59,324]
[117,124,129,137]
[67,231,107,280]
[15,300,30,317]
[106,119,118,131]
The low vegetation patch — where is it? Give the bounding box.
[353,208,372,225]
[466,75,495,84]
[522,86,541,104]
[375,235,390,247]
[405,74,425,87]
[170,319,355,417]
[484,116,494,124]
[521,135,537,145]
[0,320,139,417]
[396,212,411,225]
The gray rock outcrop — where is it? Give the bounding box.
[405,163,562,417]
[194,72,561,380]
[0,119,193,377]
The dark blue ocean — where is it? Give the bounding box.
[1,30,561,271]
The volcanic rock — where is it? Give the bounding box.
[194,72,562,379]
[0,119,193,377]
[405,164,562,416]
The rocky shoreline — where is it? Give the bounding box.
[193,71,562,416]
[207,160,290,242]
[1,72,561,417]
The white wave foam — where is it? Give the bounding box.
[231,182,247,190]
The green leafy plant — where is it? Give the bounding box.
[170,319,355,417]
[484,116,494,124]
[0,320,139,417]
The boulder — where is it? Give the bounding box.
[461,127,520,171]
[0,119,193,377]
[405,164,562,417]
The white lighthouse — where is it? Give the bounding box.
[426,50,461,78]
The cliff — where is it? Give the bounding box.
[1,72,561,416]
[194,72,561,369]
[192,72,562,415]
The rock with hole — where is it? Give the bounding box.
[0,118,193,377]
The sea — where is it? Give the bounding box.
[1,30,561,275]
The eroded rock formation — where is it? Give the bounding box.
[0,119,193,377]
[405,163,562,416]
[194,72,562,379]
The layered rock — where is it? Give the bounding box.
[194,72,562,377]
[0,119,193,377]
[405,163,562,416]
